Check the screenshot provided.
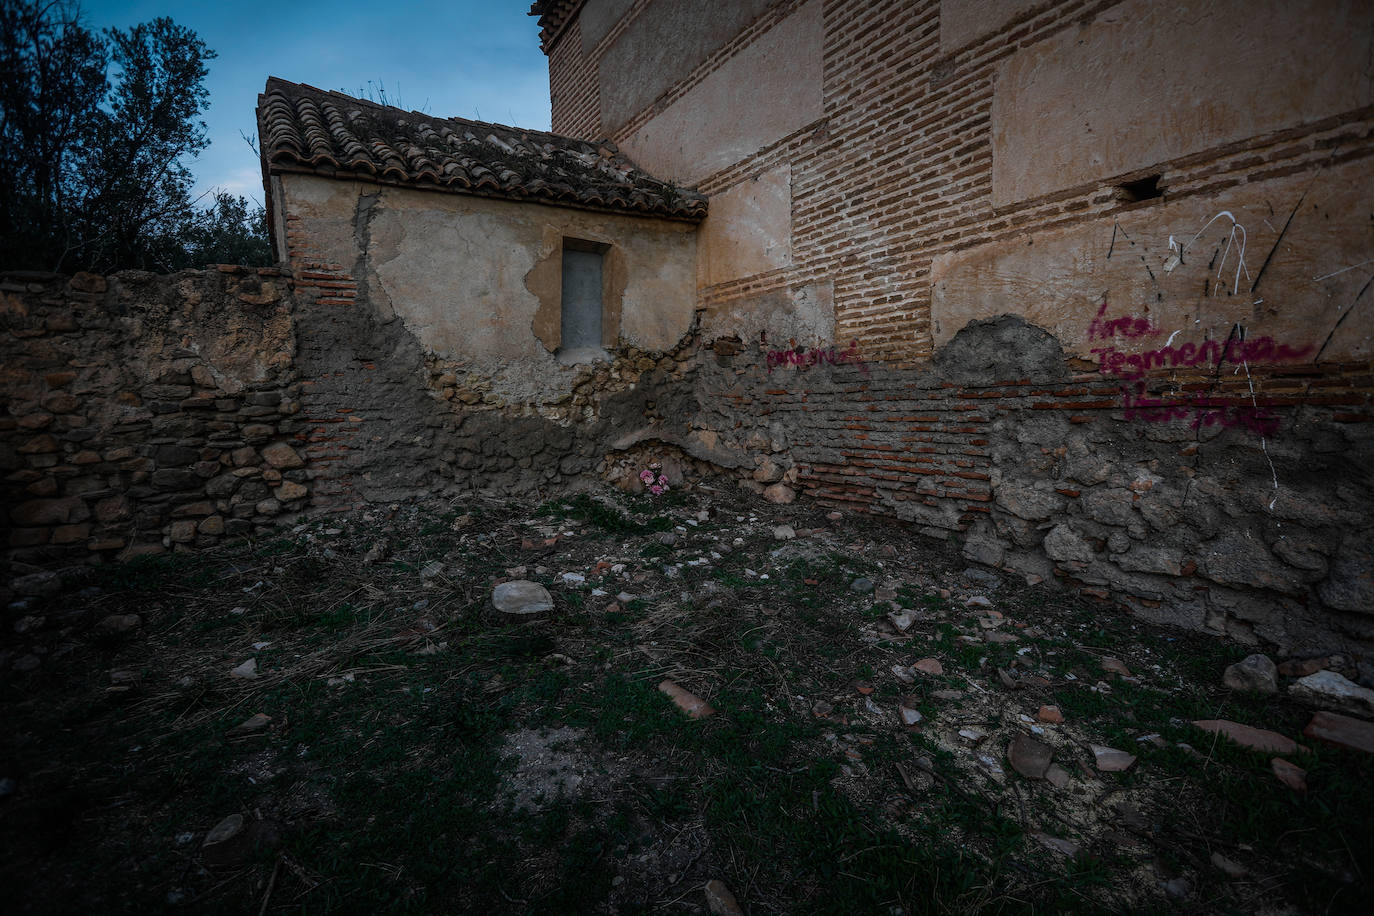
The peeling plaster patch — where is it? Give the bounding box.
[934,315,1068,385]
[705,281,834,347]
[698,165,792,288]
[930,158,1374,361]
[352,189,398,321]
[527,228,564,353]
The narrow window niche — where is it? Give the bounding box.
[1117,173,1163,203]
[558,238,612,364]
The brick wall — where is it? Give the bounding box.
[688,326,1374,652]
[542,0,1374,649]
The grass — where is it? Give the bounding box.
[1,487,1370,915]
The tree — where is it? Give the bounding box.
[0,1,268,273]
[181,192,273,268]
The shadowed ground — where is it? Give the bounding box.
[2,483,1370,914]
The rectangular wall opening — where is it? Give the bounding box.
[559,238,610,362]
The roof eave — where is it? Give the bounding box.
[264,161,708,224]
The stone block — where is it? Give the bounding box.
[168,520,197,543]
[1043,524,1093,565]
[151,468,199,491]
[274,480,307,501]
[11,496,89,526]
[50,523,91,544]
[154,444,200,466]
[206,474,240,497]
[17,434,59,454]
[39,392,79,414]
[1318,536,1374,614]
[261,441,304,469]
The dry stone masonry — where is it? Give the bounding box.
[1,268,303,564]
[4,269,1374,655]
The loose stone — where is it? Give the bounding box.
[1303,710,1374,755]
[1191,719,1300,755]
[659,680,715,719]
[1288,670,1374,718]
[911,657,943,676]
[491,580,554,618]
[1222,653,1278,693]
[703,879,744,916]
[1270,757,1308,792]
[1007,734,1054,779]
[226,713,272,737]
[1091,744,1137,772]
[1101,657,1131,676]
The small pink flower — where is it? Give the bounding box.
[639,469,655,483]
[657,475,668,486]
[649,484,664,495]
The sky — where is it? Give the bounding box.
[83,0,553,206]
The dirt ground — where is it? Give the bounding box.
[1,479,1370,914]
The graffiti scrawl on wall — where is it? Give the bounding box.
[766,340,868,374]
[1089,300,1313,436]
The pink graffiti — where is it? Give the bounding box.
[766,340,868,374]
[1086,304,1314,437]
[1087,300,1160,341]
[1092,336,1313,380]
[1120,383,1282,437]
[1088,304,1314,379]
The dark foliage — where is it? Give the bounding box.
[0,1,271,273]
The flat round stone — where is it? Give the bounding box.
[492,580,554,617]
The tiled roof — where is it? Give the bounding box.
[256,77,707,222]
[529,1,583,53]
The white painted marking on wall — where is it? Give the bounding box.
[1179,210,1250,294]
[1241,354,1281,511]
[1164,330,1181,347]
[1313,257,1374,281]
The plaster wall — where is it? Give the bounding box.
[992,0,1374,205]
[931,157,1374,360]
[697,164,792,289]
[597,0,774,135]
[940,0,1044,52]
[580,0,634,52]
[617,0,824,186]
[277,174,697,396]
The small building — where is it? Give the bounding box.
[256,77,706,386]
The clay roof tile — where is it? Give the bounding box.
[256,76,706,222]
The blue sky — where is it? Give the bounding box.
[84,1,553,206]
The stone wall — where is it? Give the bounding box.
[0,264,719,571]
[1,268,303,565]
[4,265,1372,654]
[530,0,1374,653]
[680,322,1374,654]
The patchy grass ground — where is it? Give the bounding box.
[2,483,1371,914]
